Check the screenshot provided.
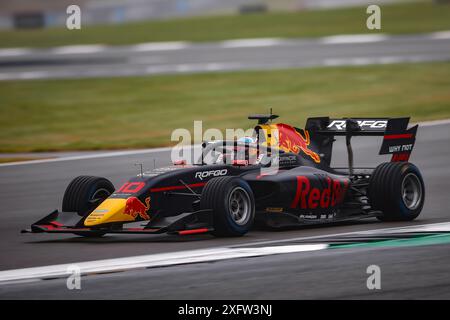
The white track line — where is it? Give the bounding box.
[1,30,449,58]
[166,62,242,73]
[0,71,53,81]
[0,244,327,284]
[132,41,189,52]
[430,31,450,40]
[363,222,450,234]
[221,38,283,48]
[0,147,172,167]
[320,34,388,44]
[416,118,450,127]
[16,71,50,80]
[322,54,444,67]
[52,45,106,55]
[324,57,378,66]
[230,222,450,248]
[0,48,32,57]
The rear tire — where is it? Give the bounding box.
[368,162,425,221]
[62,176,115,237]
[200,177,255,237]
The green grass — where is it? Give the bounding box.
[0,62,449,152]
[1,1,450,48]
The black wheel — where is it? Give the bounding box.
[200,176,255,237]
[368,162,425,221]
[62,176,115,237]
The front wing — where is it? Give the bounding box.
[21,209,214,236]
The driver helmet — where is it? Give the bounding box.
[238,136,257,144]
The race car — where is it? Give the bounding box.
[22,114,425,237]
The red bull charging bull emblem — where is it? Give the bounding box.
[276,124,321,163]
[124,196,151,220]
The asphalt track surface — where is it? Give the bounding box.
[3,244,450,299]
[0,121,449,299]
[1,32,450,80]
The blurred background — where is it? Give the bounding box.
[1,1,450,301]
[0,0,404,29]
[0,0,449,159]
[0,0,450,300]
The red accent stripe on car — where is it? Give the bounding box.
[40,224,56,230]
[150,182,206,193]
[38,225,89,231]
[391,152,411,162]
[384,133,413,140]
[178,228,210,235]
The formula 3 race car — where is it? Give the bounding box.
[23,114,425,237]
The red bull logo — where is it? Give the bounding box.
[124,196,151,220]
[290,176,349,209]
[276,124,321,163]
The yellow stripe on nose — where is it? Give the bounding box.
[84,198,135,226]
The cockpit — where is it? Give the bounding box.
[200,140,274,166]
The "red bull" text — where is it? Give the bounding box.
[290,176,349,209]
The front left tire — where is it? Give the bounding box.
[200,176,255,237]
[62,175,115,237]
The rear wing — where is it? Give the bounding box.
[305,117,418,169]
